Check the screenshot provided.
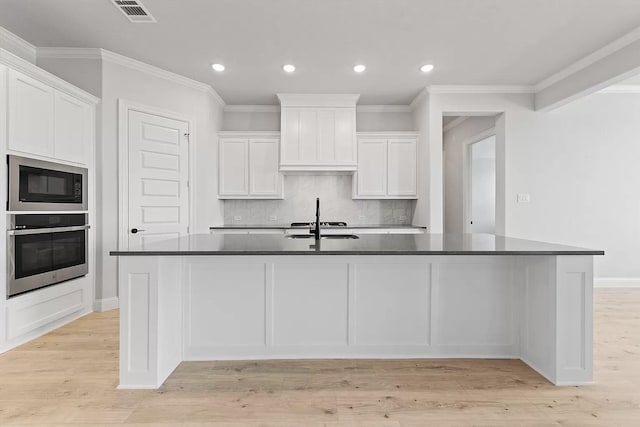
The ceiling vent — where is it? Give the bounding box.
[110,0,156,23]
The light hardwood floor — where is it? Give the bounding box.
[0,289,639,426]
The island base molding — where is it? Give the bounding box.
[118,255,593,389]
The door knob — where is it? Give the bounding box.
[131,228,145,234]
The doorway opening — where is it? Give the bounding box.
[442,114,500,234]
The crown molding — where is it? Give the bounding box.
[0,26,36,63]
[224,105,280,113]
[535,25,640,91]
[427,85,536,94]
[598,84,640,94]
[356,105,412,113]
[37,47,226,106]
[0,48,99,104]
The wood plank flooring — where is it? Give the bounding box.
[0,289,638,425]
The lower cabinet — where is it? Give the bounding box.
[218,132,283,199]
[353,132,418,199]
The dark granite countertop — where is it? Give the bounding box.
[209,224,427,230]
[111,233,604,256]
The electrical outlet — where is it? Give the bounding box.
[268,215,277,222]
[358,215,367,221]
[233,215,242,221]
[399,214,407,221]
[517,194,531,203]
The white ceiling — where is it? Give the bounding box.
[2,0,640,105]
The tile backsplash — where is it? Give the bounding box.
[223,175,415,225]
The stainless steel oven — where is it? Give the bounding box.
[8,155,88,211]
[7,214,89,297]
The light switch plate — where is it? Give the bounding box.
[517,193,531,203]
[233,215,242,221]
[268,215,277,221]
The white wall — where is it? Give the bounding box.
[443,117,496,233]
[428,91,640,279]
[221,109,415,132]
[37,58,102,97]
[222,111,280,131]
[356,111,414,131]
[99,60,223,302]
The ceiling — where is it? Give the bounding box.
[2,0,640,105]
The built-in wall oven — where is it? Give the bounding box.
[7,214,89,297]
[8,155,87,212]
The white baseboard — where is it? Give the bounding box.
[595,278,640,288]
[93,297,119,311]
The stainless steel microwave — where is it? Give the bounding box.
[8,155,88,211]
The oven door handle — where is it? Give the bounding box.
[7,225,90,236]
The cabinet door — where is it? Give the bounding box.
[249,138,282,197]
[281,108,300,163]
[219,138,249,196]
[333,108,356,163]
[8,69,54,157]
[388,138,417,197]
[356,138,387,197]
[54,91,89,164]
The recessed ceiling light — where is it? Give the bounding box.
[420,64,435,73]
[211,63,225,72]
[353,64,366,73]
[283,64,296,73]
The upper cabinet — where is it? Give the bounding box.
[8,69,55,158]
[353,132,419,199]
[278,94,358,172]
[6,67,95,165]
[218,132,284,199]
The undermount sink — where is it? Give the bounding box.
[287,234,360,240]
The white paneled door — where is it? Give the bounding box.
[128,110,190,249]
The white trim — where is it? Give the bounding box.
[93,297,119,311]
[117,100,196,251]
[224,105,280,113]
[428,85,536,94]
[0,48,99,104]
[0,26,36,63]
[598,85,640,94]
[37,47,226,106]
[356,105,412,113]
[442,116,469,133]
[594,278,640,288]
[535,25,640,91]
[356,131,419,138]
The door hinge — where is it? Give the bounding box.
[186,180,190,188]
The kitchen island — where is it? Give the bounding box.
[111,233,603,389]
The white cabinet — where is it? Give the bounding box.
[218,132,283,199]
[353,133,418,199]
[8,69,55,157]
[54,91,90,164]
[7,68,93,165]
[278,94,358,172]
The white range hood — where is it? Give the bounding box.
[277,93,359,172]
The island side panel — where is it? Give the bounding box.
[183,255,520,360]
[118,256,183,389]
[519,255,594,385]
[555,255,593,385]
